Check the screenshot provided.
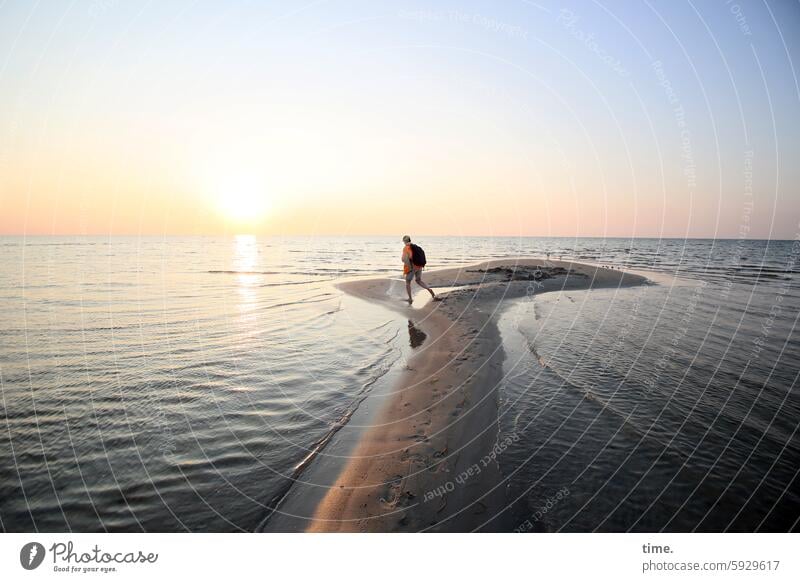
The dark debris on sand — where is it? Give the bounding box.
[466,265,582,282]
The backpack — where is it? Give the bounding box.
[410,243,427,267]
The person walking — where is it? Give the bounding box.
[401,235,437,304]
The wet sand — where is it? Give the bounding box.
[303,259,648,532]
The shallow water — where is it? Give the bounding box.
[1,236,798,531]
[498,270,800,532]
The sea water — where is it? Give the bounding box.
[497,240,800,532]
[1,236,797,531]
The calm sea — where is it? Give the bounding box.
[1,236,798,531]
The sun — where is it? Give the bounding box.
[216,176,270,224]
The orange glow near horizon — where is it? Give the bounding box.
[1,3,797,240]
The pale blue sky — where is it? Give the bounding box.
[1,0,798,237]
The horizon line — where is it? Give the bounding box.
[0,233,795,242]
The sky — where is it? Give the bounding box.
[0,0,798,238]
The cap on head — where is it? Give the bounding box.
[402,235,411,243]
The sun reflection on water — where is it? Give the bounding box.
[233,235,259,313]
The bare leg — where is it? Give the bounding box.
[405,278,413,303]
[416,274,436,298]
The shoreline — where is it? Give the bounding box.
[286,259,649,532]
